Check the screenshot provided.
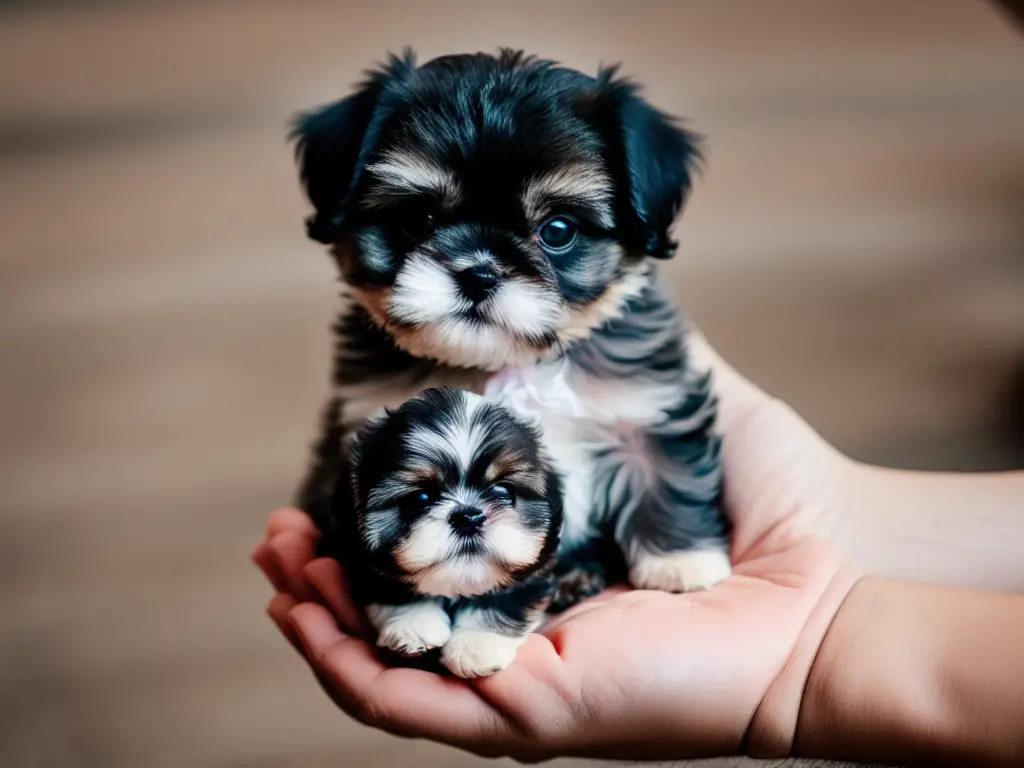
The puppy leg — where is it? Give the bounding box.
[367,601,452,657]
[441,579,553,678]
[626,544,731,593]
[550,537,626,612]
[606,384,732,593]
[551,566,606,613]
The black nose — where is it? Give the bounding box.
[449,506,486,534]
[455,265,499,304]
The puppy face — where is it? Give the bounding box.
[293,49,701,370]
[349,387,562,597]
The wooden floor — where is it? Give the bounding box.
[1,2,1021,767]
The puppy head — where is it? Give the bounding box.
[291,49,701,370]
[348,387,562,597]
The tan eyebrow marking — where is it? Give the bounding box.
[521,161,615,228]
[484,453,546,496]
[362,147,463,210]
[397,465,442,486]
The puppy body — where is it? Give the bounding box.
[292,50,733,676]
[481,282,729,605]
[344,387,562,678]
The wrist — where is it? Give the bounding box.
[794,577,1024,767]
[743,554,862,759]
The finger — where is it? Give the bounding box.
[467,633,572,739]
[269,531,317,601]
[267,593,304,653]
[304,558,372,638]
[266,595,355,712]
[266,507,319,539]
[251,540,290,593]
[290,603,512,747]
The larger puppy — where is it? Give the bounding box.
[292,50,732,663]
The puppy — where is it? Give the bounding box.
[345,386,562,678]
[292,49,733,672]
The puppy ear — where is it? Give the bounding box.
[346,409,393,503]
[591,67,703,259]
[291,89,379,244]
[290,50,416,244]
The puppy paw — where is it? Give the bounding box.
[369,603,452,657]
[550,568,606,613]
[628,547,731,593]
[441,630,524,678]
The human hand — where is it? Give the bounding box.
[252,332,863,761]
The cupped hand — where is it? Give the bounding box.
[252,333,862,762]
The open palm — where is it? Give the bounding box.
[253,333,860,761]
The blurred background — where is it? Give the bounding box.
[0,1,1021,767]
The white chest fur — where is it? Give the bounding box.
[337,357,685,549]
[483,359,683,546]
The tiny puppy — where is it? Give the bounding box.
[345,386,563,678]
[291,49,733,677]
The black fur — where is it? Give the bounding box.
[292,48,700,274]
[292,51,418,244]
[590,66,703,259]
[575,281,730,555]
[345,387,562,604]
[289,49,731,676]
[337,388,564,676]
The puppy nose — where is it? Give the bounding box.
[449,506,486,534]
[455,265,499,304]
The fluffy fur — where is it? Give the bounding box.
[291,48,733,678]
[346,387,562,677]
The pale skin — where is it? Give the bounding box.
[253,331,1024,765]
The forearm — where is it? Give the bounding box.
[837,464,1024,591]
[795,577,1024,767]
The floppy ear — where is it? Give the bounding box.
[290,50,416,244]
[591,68,703,259]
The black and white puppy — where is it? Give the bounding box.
[346,386,563,678]
[292,49,733,675]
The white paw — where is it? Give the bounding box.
[441,630,524,678]
[368,603,452,657]
[628,547,732,593]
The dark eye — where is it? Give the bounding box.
[537,217,578,252]
[489,484,516,506]
[401,488,440,514]
[399,207,439,241]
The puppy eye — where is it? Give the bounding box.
[537,217,578,253]
[401,488,440,513]
[399,207,439,241]
[489,484,516,506]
